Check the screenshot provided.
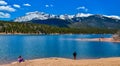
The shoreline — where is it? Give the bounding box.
[1,57,120,66]
[0,33,113,35]
[77,38,120,42]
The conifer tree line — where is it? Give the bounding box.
[0,21,118,34]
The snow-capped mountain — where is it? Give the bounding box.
[104,15,120,20]
[14,11,120,22]
[75,13,93,17]
[13,11,120,29]
[59,14,74,20]
[14,11,75,22]
[14,11,53,22]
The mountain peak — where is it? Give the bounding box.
[104,15,120,20]
[75,13,93,17]
[14,11,120,22]
[14,11,51,22]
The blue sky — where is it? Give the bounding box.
[0,0,120,20]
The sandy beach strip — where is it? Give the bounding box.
[77,38,120,42]
[1,57,120,66]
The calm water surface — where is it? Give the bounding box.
[0,34,120,64]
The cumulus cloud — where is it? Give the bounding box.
[45,4,53,8]
[0,12,10,18]
[0,6,16,12]
[45,5,49,7]
[50,4,53,7]
[77,6,88,12]
[0,0,7,5]
[23,3,31,6]
[13,4,20,8]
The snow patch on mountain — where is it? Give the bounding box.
[104,15,120,20]
[14,11,120,22]
[75,13,93,17]
[14,11,52,22]
[59,14,74,20]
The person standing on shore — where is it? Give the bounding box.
[73,51,77,60]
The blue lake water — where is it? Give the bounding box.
[0,34,120,64]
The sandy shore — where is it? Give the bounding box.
[77,38,120,42]
[1,57,120,66]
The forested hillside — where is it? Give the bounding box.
[0,21,118,34]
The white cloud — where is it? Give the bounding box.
[45,5,49,7]
[0,12,10,18]
[13,4,20,8]
[77,6,88,12]
[0,6,16,12]
[45,4,53,8]
[85,9,88,12]
[0,0,7,5]
[50,4,53,7]
[77,6,85,10]
[23,3,31,6]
